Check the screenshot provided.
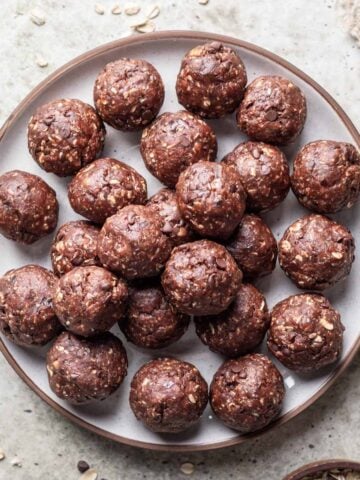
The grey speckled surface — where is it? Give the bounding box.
[0,1,359,479]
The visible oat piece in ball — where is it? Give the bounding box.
[225,214,277,279]
[94,58,164,131]
[291,140,360,213]
[46,331,128,404]
[195,283,270,357]
[162,239,242,316]
[237,75,306,145]
[68,158,147,224]
[176,42,247,119]
[222,141,290,212]
[28,98,105,176]
[129,357,208,433]
[140,111,217,187]
[0,170,58,244]
[0,265,61,346]
[176,161,246,239]
[279,214,355,290]
[267,293,344,373]
[97,205,172,279]
[210,354,285,433]
[53,266,128,337]
[51,221,100,276]
[147,188,196,247]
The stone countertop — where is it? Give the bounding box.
[0,0,359,479]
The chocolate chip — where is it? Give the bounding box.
[230,363,243,373]
[209,41,222,50]
[215,257,227,269]
[265,109,278,121]
[252,148,261,159]
[77,460,90,473]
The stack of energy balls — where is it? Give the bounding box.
[0,41,359,435]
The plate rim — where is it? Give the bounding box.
[0,30,359,452]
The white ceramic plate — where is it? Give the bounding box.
[0,31,359,451]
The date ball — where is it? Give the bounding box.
[237,76,306,145]
[291,140,360,213]
[46,331,127,404]
[129,357,208,433]
[267,293,344,373]
[210,354,285,433]
[195,283,269,357]
[176,42,247,119]
[176,161,246,239]
[0,170,58,244]
[225,214,277,279]
[51,221,100,276]
[140,111,217,188]
[97,205,171,279]
[0,265,61,346]
[222,141,290,212]
[28,98,105,176]
[68,157,147,224]
[162,240,242,316]
[279,214,355,290]
[53,266,128,337]
[147,188,195,247]
[120,283,190,349]
[94,58,164,131]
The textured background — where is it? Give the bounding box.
[0,0,359,479]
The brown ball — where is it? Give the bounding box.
[46,331,128,404]
[176,42,247,118]
[53,266,128,337]
[94,58,164,131]
[279,214,355,290]
[222,141,290,212]
[162,239,242,316]
[28,98,105,176]
[210,354,285,433]
[97,205,172,279]
[267,293,344,373]
[68,158,147,224]
[225,214,277,279]
[0,265,61,346]
[0,170,58,244]
[195,283,269,357]
[291,140,360,213]
[129,357,208,433]
[51,221,100,277]
[237,76,306,145]
[140,111,217,188]
[176,161,246,239]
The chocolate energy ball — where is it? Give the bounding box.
[176,161,246,240]
[222,141,290,212]
[210,354,285,433]
[68,157,147,224]
[267,293,344,373]
[147,188,196,247]
[0,265,61,346]
[176,42,247,119]
[28,98,105,176]
[0,170,58,244]
[279,214,355,290]
[129,357,208,433]
[51,221,100,276]
[94,58,164,131]
[195,283,269,357]
[140,111,217,188]
[120,283,190,349]
[97,205,172,279]
[291,140,360,213]
[225,214,277,279]
[46,331,127,404]
[53,266,128,337]
[237,75,307,145]
[162,240,242,316]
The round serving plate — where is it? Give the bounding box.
[0,31,359,452]
[283,460,360,480]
